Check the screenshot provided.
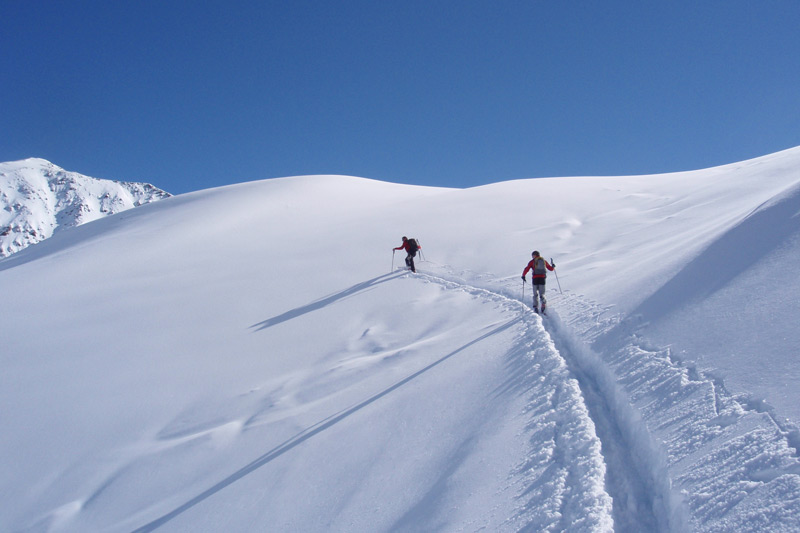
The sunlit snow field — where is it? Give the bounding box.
[2,149,800,531]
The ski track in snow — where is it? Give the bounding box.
[411,270,615,532]
[417,266,664,532]
[417,262,800,533]
[555,293,800,532]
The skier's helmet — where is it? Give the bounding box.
[532,250,540,257]
[402,236,408,241]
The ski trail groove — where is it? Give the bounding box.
[543,314,675,532]
[415,268,666,532]
[547,288,800,532]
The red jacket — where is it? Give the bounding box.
[394,239,420,252]
[522,257,554,279]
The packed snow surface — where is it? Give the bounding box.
[2,147,800,532]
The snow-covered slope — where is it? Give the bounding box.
[0,158,170,257]
[2,148,799,532]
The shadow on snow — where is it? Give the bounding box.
[133,317,521,532]
[249,271,405,332]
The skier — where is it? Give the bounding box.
[522,250,555,314]
[394,236,420,273]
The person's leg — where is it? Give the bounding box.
[537,285,545,310]
[406,253,416,272]
[532,281,546,312]
[540,285,547,311]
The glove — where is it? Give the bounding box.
[521,276,527,282]
[551,262,556,269]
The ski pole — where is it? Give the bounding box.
[391,250,395,273]
[522,279,525,301]
[551,258,563,294]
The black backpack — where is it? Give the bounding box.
[533,257,546,275]
[407,238,419,253]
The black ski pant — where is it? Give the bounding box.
[405,252,417,272]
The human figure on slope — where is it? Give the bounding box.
[394,236,420,273]
[522,250,555,314]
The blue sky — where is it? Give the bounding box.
[3,1,799,194]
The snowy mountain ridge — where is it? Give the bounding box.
[0,158,170,257]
